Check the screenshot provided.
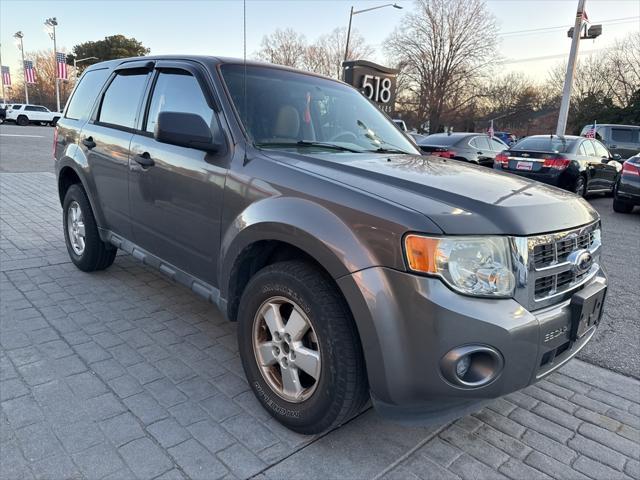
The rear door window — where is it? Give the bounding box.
[470,136,491,150]
[97,70,150,129]
[490,138,507,151]
[65,68,110,120]
[611,128,638,143]
[592,140,610,158]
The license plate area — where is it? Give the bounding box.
[570,283,606,340]
[516,161,533,171]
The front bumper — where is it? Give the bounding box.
[338,266,606,424]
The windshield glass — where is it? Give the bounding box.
[513,137,577,153]
[220,64,418,155]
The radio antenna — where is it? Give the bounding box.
[243,0,248,163]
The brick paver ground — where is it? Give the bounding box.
[1,172,639,480]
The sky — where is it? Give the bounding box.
[1,0,638,84]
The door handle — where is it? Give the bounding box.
[134,152,155,168]
[82,137,96,149]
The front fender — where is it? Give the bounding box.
[219,196,379,295]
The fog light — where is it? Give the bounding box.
[440,345,504,388]
[456,356,471,378]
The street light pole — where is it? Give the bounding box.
[343,3,402,64]
[45,17,60,112]
[73,56,99,81]
[555,0,586,138]
[14,32,28,104]
[0,43,5,103]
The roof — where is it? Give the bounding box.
[583,124,639,129]
[85,55,343,83]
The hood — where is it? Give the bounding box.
[264,151,599,235]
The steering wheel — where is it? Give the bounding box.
[328,131,358,143]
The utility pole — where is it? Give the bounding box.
[14,32,28,104]
[45,17,60,112]
[556,0,586,138]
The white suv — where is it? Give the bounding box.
[6,104,60,126]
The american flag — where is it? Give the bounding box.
[1,66,10,86]
[23,60,36,84]
[585,121,597,138]
[56,52,68,80]
[487,121,494,138]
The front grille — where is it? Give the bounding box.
[514,222,601,310]
[533,231,593,268]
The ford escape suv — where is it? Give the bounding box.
[54,56,607,434]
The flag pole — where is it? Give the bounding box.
[18,36,28,104]
[0,43,5,103]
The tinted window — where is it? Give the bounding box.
[579,140,595,156]
[25,106,36,111]
[66,68,110,120]
[592,140,610,158]
[98,70,149,128]
[470,136,491,150]
[490,138,507,151]
[145,70,213,134]
[513,137,577,153]
[220,65,418,155]
[611,128,637,143]
[11,105,22,109]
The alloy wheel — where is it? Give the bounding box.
[252,296,321,403]
[67,201,86,255]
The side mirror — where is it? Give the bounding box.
[155,111,219,152]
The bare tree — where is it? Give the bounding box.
[307,27,374,78]
[256,28,308,68]
[603,32,640,107]
[385,0,499,132]
[9,49,75,108]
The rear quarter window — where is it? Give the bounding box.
[611,128,639,143]
[65,68,110,120]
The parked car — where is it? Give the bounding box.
[580,124,640,159]
[494,135,622,197]
[494,131,517,146]
[416,132,508,167]
[55,56,607,434]
[408,132,428,144]
[5,104,60,126]
[613,154,640,213]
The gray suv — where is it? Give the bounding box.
[580,123,640,159]
[55,56,607,434]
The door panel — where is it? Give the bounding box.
[128,67,227,285]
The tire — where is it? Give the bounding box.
[237,260,369,434]
[16,115,28,126]
[613,197,633,214]
[574,175,587,197]
[50,117,59,127]
[62,184,116,271]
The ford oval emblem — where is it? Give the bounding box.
[568,249,593,276]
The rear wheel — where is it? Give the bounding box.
[237,261,369,434]
[613,197,633,213]
[16,115,28,126]
[62,184,116,271]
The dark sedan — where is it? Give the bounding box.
[494,135,622,197]
[613,154,640,213]
[416,133,508,167]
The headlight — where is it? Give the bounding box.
[404,235,515,297]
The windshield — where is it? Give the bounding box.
[220,64,418,155]
[513,137,577,153]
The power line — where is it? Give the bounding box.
[499,16,639,37]
[499,48,606,64]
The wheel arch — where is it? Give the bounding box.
[57,162,106,231]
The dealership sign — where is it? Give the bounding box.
[342,60,398,115]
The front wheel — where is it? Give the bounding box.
[62,184,116,271]
[237,261,369,434]
[574,175,587,197]
[613,197,633,214]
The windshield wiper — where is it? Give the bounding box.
[256,141,362,153]
[366,147,412,155]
